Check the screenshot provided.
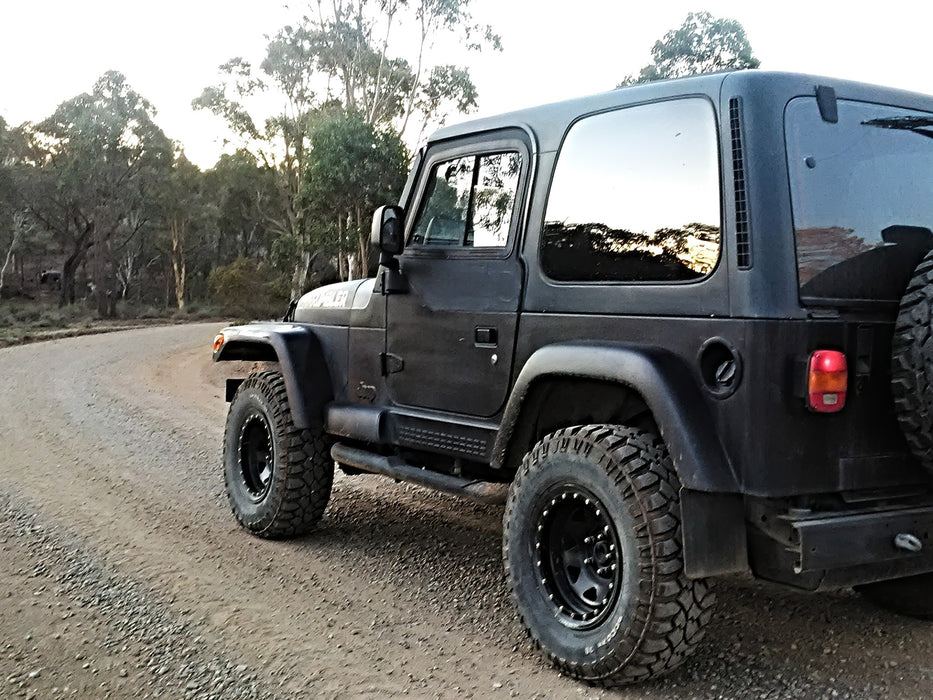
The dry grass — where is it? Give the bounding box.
[0,299,224,348]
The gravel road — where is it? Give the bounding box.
[1,323,931,699]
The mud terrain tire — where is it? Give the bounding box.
[503,424,715,686]
[892,249,933,474]
[224,370,333,538]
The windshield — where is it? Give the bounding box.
[785,97,933,303]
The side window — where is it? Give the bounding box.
[542,98,721,282]
[410,152,521,248]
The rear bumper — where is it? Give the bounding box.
[749,502,933,590]
[792,505,933,574]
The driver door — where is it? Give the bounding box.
[385,132,529,417]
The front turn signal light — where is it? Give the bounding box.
[212,333,225,353]
[807,350,847,413]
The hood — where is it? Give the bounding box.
[292,278,376,325]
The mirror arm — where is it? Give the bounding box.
[379,250,400,271]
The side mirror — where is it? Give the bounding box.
[371,205,405,257]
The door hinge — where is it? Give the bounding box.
[381,352,405,375]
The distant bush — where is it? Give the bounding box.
[208,258,290,320]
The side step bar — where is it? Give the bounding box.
[331,443,508,505]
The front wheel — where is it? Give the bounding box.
[223,370,334,538]
[503,425,714,686]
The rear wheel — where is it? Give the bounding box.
[224,370,333,538]
[503,425,714,686]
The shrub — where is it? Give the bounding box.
[208,258,290,320]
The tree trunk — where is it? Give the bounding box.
[355,204,368,279]
[290,248,312,300]
[337,217,346,282]
[170,218,186,311]
[60,223,94,307]
[93,222,118,319]
[0,229,21,299]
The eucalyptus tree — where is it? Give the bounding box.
[618,11,760,87]
[303,112,408,279]
[194,0,497,293]
[0,118,14,296]
[26,72,173,314]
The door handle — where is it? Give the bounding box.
[474,327,498,346]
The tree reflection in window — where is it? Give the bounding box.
[542,221,720,282]
[542,98,721,282]
[410,152,521,248]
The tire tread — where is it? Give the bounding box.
[224,370,333,538]
[503,424,714,687]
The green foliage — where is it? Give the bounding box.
[618,11,760,87]
[208,257,290,318]
[203,151,278,260]
[24,71,174,315]
[1,2,500,325]
[192,0,497,292]
[419,65,478,128]
[304,113,408,216]
[303,112,409,276]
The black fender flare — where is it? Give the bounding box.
[493,342,740,494]
[213,323,333,430]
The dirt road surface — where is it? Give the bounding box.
[1,324,931,699]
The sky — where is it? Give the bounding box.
[3,0,933,169]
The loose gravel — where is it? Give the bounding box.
[1,325,932,699]
[0,492,287,700]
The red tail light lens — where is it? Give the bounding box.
[807,350,847,413]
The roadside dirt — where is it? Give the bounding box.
[0,324,931,699]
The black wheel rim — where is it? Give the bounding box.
[238,412,274,503]
[534,486,622,629]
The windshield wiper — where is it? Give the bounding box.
[862,116,933,139]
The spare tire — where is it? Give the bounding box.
[892,248,933,473]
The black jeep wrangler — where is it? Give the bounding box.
[212,70,933,686]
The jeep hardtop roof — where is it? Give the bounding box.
[427,71,933,150]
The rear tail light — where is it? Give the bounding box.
[807,350,847,413]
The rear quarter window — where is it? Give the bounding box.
[541,97,721,283]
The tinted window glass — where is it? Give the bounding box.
[410,152,521,248]
[786,98,933,302]
[542,98,721,282]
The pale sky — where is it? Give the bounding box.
[3,0,933,168]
